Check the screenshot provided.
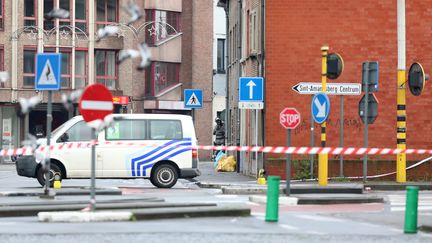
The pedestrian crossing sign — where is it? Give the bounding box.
[35,53,62,90]
[184,89,203,108]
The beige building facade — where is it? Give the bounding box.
[0,0,212,161]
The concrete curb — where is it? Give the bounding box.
[296,195,384,205]
[0,197,163,207]
[0,202,217,217]
[221,186,363,195]
[131,205,251,220]
[364,182,432,191]
[37,205,251,222]
[0,188,122,197]
[38,211,134,222]
[249,195,298,205]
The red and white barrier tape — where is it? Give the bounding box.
[2,141,432,157]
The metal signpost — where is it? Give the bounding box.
[239,77,264,174]
[35,53,62,198]
[359,61,379,182]
[79,84,114,211]
[279,108,301,196]
[293,82,361,177]
[311,92,330,185]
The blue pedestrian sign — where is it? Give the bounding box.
[239,77,264,102]
[311,92,330,124]
[35,53,62,90]
[184,89,203,109]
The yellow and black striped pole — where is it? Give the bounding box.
[319,46,329,186]
[396,0,406,183]
[397,70,406,183]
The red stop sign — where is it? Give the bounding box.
[79,84,113,123]
[280,108,301,129]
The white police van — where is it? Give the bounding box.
[16,114,201,188]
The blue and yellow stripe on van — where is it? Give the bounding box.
[129,138,192,176]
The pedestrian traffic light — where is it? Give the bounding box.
[408,62,428,96]
[326,53,344,79]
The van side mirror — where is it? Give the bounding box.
[58,133,69,143]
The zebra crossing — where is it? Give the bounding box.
[388,193,432,212]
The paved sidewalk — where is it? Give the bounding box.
[195,161,256,184]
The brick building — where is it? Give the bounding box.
[218,0,265,176]
[0,0,212,161]
[223,0,432,180]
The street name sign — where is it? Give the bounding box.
[292,82,361,95]
[184,89,203,109]
[311,92,330,124]
[280,108,301,129]
[79,84,113,123]
[35,53,62,90]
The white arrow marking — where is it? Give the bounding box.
[314,98,326,118]
[246,80,256,99]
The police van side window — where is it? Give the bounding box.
[105,120,146,140]
[149,120,182,140]
[62,121,93,142]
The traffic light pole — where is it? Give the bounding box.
[319,46,328,186]
[363,64,369,183]
[396,0,406,183]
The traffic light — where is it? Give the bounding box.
[326,53,344,79]
[408,62,428,96]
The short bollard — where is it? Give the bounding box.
[53,173,61,189]
[404,186,419,234]
[265,176,280,222]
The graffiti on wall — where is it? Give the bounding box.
[293,117,362,135]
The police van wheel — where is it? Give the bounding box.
[151,164,178,188]
[37,163,62,187]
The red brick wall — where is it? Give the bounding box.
[265,0,432,173]
[265,158,432,181]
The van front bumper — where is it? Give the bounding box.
[15,156,38,178]
[180,168,201,178]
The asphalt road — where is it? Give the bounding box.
[0,163,431,243]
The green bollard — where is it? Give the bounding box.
[265,176,280,222]
[404,186,419,234]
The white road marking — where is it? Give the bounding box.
[295,214,345,222]
[279,224,299,231]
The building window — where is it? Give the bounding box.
[23,47,36,87]
[23,47,87,89]
[45,47,71,88]
[250,10,259,54]
[0,46,3,87]
[75,0,87,32]
[217,39,225,73]
[24,1,87,32]
[145,62,180,96]
[44,0,55,30]
[75,50,87,88]
[24,0,36,27]
[145,10,181,45]
[0,0,4,30]
[95,50,118,90]
[96,0,118,29]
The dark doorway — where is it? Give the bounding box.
[29,104,69,138]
